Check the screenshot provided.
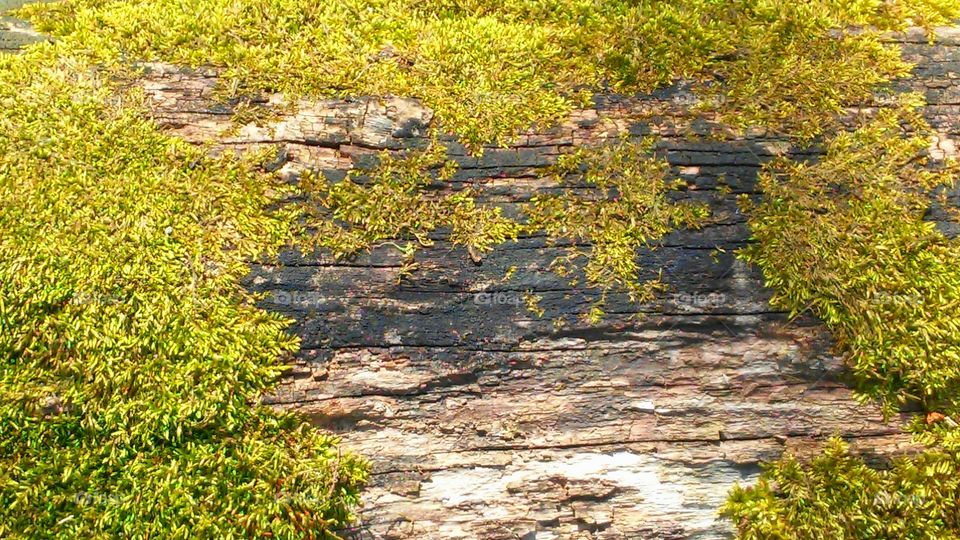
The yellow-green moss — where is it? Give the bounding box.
[0,44,366,539]
[740,100,960,415]
[722,434,960,539]
[297,140,707,322]
[298,144,521,259]
[16,0,960,148]
[726,102,960,540]
[525,141,709,321]
[4,1,960,538]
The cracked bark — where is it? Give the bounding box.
[9,23,960,540]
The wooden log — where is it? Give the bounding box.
[7,19,959,539]
[130,29,960,540]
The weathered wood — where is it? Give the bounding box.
[107,26,960,540]
[0,15,44,53]
[1,1,51,56]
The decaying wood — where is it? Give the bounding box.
[8,21,960,539]
[0,16,44,52]
[140,29,959,540]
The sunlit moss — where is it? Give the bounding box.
[722,435,960,539]
[297,140,707,321]
[726,103,960,539]
[298,144,521,259]
[525,141,709,318]
[741,101,960,415]
[0,44,366,539]
[5,1,960,537]
[16,0,960,148]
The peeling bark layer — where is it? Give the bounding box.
[11,23,960,540]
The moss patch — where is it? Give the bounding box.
[740,101,960,415]
[16,0,960,147]
[4,0,960,538]
[296,141,708,321]
[725,100,960,539]
[525,141,709,322]
[722,434,960,539]
[0,44,366,539]
[298,144,521,259]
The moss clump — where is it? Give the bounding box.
[525,141,709,322]
[707,5,910,140]
[722,433,960,539]
[0,44,365,539]
[298,141,706,323]
[299,144,521,259]
[16,0,960,148]
[726,103,960,539]
[740,101,960,414]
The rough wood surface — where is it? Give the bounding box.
[0,18,43,52]
[0,2,45,52]
[8,20,960,539]
[138,28,959,540]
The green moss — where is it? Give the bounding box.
[298,140,707,322]
[740,101,960,415]
[717,3,960,529]
[4,1,960,537]
[722,435,960,539]
[727,102,960,540]
[0,44,366,539]
[298,144,521,259]
[16,0,960,148]
[525,141,709,321]
[708,23,910,140]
